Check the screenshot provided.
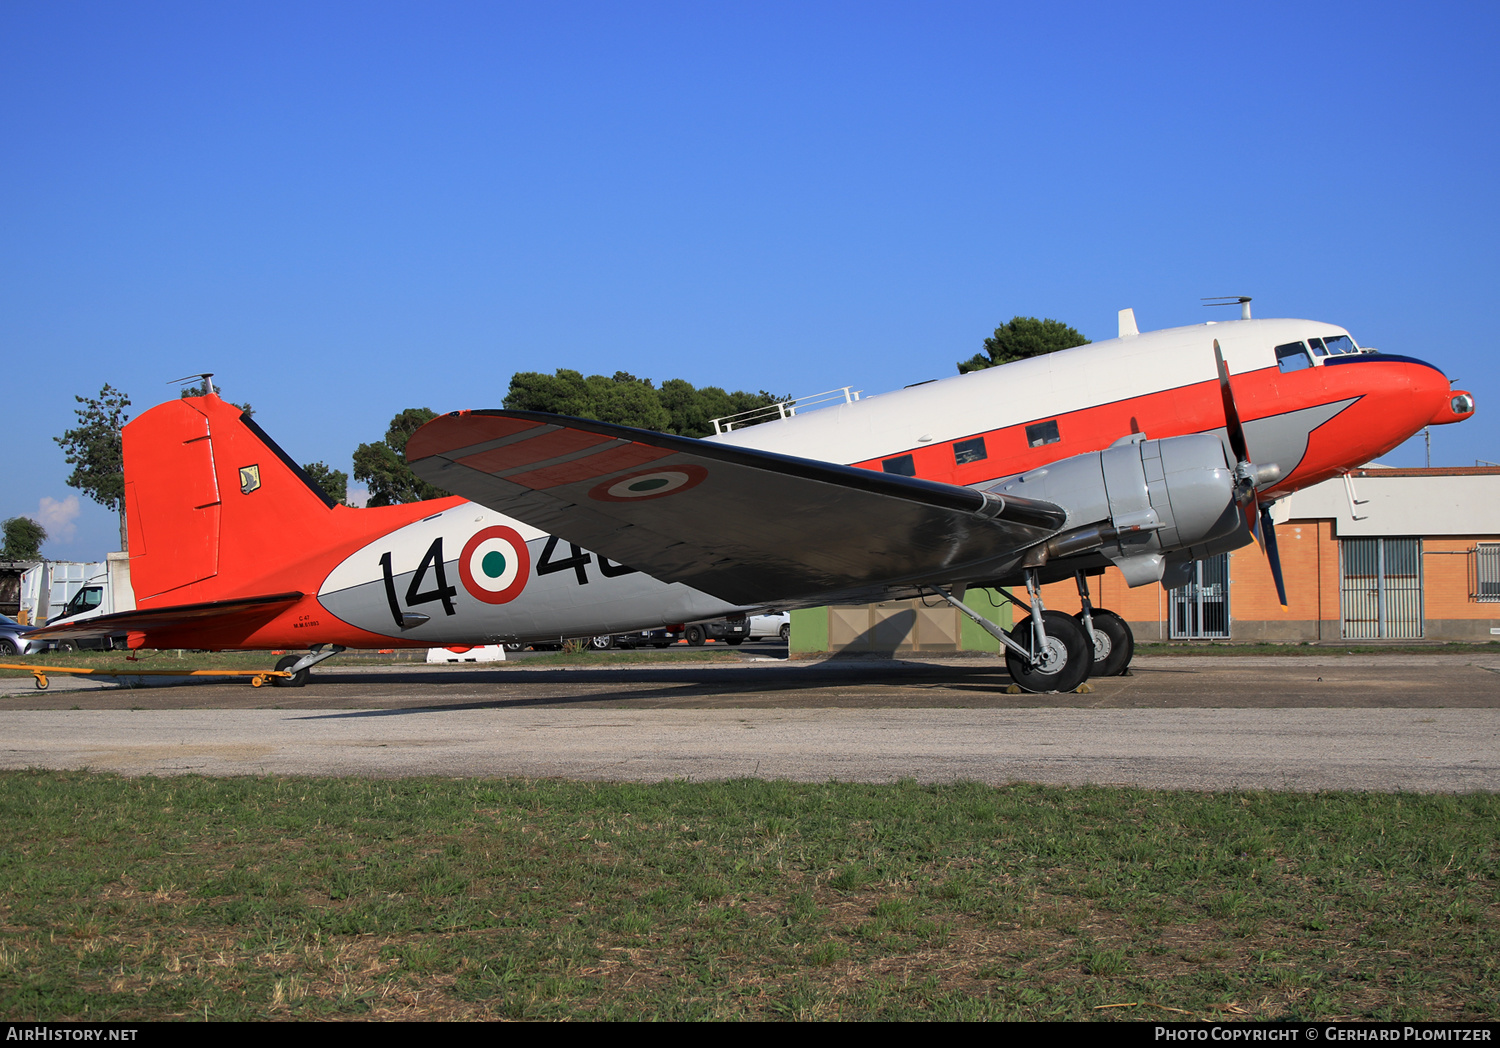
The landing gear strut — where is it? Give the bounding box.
[1073,571,1134,677]
[272,644,345,688]
[936,570,1092,694]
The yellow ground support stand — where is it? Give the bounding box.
[0,664,294,690]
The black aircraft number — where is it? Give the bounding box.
[379,534,639,628]
[380,537,458,629]
[537,535,638,585]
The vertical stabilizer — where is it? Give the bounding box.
[123,393,462,607]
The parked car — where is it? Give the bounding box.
[0,613,42,656]
[749,611,791,642]
[682,618,750,646]
[602,629,677,649]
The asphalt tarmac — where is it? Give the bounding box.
[2,652,1497,791]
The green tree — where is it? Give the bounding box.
[301,461,349,506]
[504,369,784,438]
[352,408,451,506]
[54,384,132,551]
[957,316,1091,374]
[1,517,46,561]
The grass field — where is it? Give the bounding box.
[0,773,1495,1021]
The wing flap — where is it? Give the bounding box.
[409,412,1066,604]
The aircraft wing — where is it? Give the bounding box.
[407,411,1067,605]
[29,593,304,645]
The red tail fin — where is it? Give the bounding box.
[124,394,457,606]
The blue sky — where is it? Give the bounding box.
[4,1,1497,559]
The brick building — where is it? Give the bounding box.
[1035,466,1500,643]
[791,466,1500,653]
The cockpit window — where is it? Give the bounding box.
[1323,335,1356,355]
[1274,342,1313,373]
[1308,337,1328,357]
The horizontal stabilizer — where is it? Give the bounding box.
[408,411,1066,605]
[31,592,304,644]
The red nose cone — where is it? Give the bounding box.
[1430,389,1476,426]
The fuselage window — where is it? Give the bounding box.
[1323,334,1356,355]
[1274,342,1313,373]
[953,437,988,464]
[1308,337,1328,357]
[882,454,916,476]
[1025,420,1061,448]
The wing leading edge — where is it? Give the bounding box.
[407,411,1066,605]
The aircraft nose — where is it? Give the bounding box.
[1430,388,1476,426]
[1393,354,1466,427]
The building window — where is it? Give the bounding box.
[1025,420,1061,448]
[1169,553,1230,639]
[1341,538,1423,639]
[882,454,916,476]
[1474,543,1500,602]
[953,437,987,465]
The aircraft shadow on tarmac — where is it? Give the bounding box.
[291,660,1029,719]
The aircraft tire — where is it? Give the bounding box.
[685,625,706,646]
[1077,609,1134,677]
[1004,611,1091,694]
[273,654,310,688]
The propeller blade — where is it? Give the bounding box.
[1246,501,1265,552]
[1260,502,1288,608]
[1213,340,1251,465]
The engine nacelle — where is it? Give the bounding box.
[984,433,1242,586]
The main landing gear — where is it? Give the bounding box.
[1073,571,1134,678]
[272,644,345,688]
[935,570,1135,693]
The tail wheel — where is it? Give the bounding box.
[685,625,706,646]
[1078,609,1134,677]
[273,654,310,688]
[1004,611,1091,694]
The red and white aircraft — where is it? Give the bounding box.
[35,308,1474,692]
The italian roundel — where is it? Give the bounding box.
[589,465,708,502]
[459,526,531,604]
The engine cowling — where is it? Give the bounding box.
[984,432,1244,586]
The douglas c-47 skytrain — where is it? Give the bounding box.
[33,306,1476,693]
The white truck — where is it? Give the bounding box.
[21,553,135,650]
